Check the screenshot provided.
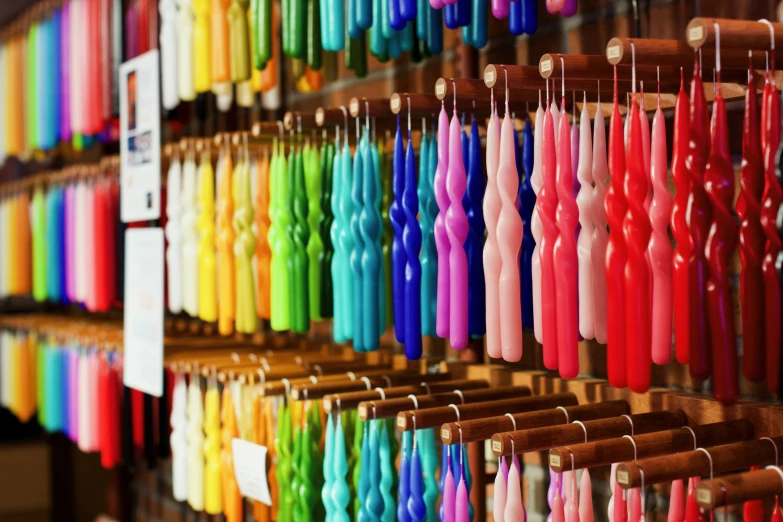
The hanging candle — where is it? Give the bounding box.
[187,374,205,511]
[306,138,325,322]
[531,94,545,343]
[434,101,451,339]
[399,430,413,522]
[177,0,196,101]
[484,98,502,358]
[494,458,507,522]
[323,412,336,522]
[217,149,236,335]
[465,110,486,338]
[256,148,272,320]
[519,115,535,330]
[271,137,293,331]
[192,0,212,92]
[372,129,386,336]
[391,113,407,344]
[351,125,367,351]
[685,53,711,382]
[379,421,396,522]
[291,133,311,333]
[160,0,179,109]
[420,122,438,336]
[181,150,200,317]
[197,149,218,323]
[579,469,593,522]
[669,479,685,522]
[320,137,335,320]
[454,445,469,522]
[408,432,427,522]
[442,447,456,522]
[235,150,258,334]
[170,373,188,501]
[403,106,423,358]
[576,95,594,340]
[604,66,628,388]
[684,477,702,522]
[505,457,524,522]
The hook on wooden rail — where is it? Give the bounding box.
[695,467,783,509]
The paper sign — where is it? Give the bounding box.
[119,50,161,223]
[123,228,164,397]
[232,439,273,506]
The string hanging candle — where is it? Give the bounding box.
[604,66,628,388]
[291,125,311,333]
[256,147,272,320]
[338,113,355,341]
[519,112,536,330]
[531,92,545,344]
[320,132,335,320]
[270,133,293,331]
[165,154,183,314]
[198,146,218,323]
[361,112,382,351]
[177,0,196,101]
[306,135,325,322]
[217,142,236,335]
[576,93,594,341]
[484,92,502,358]
[403,99,423,358]
[391,112,407,344]
[590,87,608,345]
[181,148,200,317]
[496,70,524,362]
[234,141,258,334]
[649,69,673,366]
[351,119,367,350]
[686,51,712,381]
[434,100,451,339]
[193,0,212,92]
[420,118,438,336]
[465,106,486,338]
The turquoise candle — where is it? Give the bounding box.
[378,420,396,522]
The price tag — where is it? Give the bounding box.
[232,439,273,506]
[350,98,359,115]
[436,82,446,97]
[541,59,552,73]
[549,454,561,467]
[616,470,629,485]
[696,489,712,505]
[607,45,620,60]
[688,26,704,42]
[123,228,164,397]
[391,97,400,111]
[484,69,495,85]
[492,440,501,453]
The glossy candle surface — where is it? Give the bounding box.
[391,116,407,344]
[553,94,578,377]
[604,70,628,388]
[466,114,486,337]
[434,103,451,338]
[351,133,367,350]
[576,96,594,340]
[217,152,236,335]
[420,128,439,336]
[649,95,672,366]
[497,98,523,362]
[403,120,423,358]
[305,141,325,322]
[520,117,536,330]
[738,71,765,381]
[445,105,469,349]
[686,57,712,381]
[538,96,559,370]
[256,150,272,320]
[484,104,502,358]
[531,101,545,343]
[362,133,382,350]
[591,101,608,345]
[670,73,691,365]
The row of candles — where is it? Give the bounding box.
[2,314,783,522]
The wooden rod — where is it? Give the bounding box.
[549,419,756,472]
[262,368,410,396]
[435,78,492,103]
[291,372,454,400]
[440,400,630,445]
[616,436,783,489]
[396,392,578,432]
[492,410,688,457]
[315,107,346,127]
[390,93,443,116]
[358,386,532,421]
[606,37,768,70]
[695,468,783,509]
[251,121,284,137]
[350,97,393,119]
[484,64,547,90]
[322,379,489,413]
[283,111,318,131]
[686,18,783,51]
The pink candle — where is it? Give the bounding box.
[591,99,609,345]
[579,469,593,522]
[484,101,502,359]
[434,102,451,338]
[576,94,595,341]
[531,97,546,344]
[505,458,525,521]
[668,479,685,522]
[494,459,507,522]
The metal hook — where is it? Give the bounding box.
[714,22,723,89]
[365,100,370,131]
[622,414,635,435]
[696,447,714,480]
[505,413,517,431]
[451,79,457,114]
[761,437,780,466]
[407,95,412,140]
[630,41,637,95]
[681,426,697,450]
[558,57,565,108]
[766,466,783,497]
[339,106,349,144]
[503,65,510,115]
[573,420,588,443]
[759,18,776,73]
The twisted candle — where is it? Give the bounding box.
[520,116,536,330]
[351,130,366,351]
[531,97,545,344]
[483,101,502,358]
[170,375,188,501]
[379,421,396,522]
[399,431,412,522]
[445,95,469,350]
[391,114,407,343]
[576,94,594,341]
[587,97,607,346]
[165,157,183,314]
[686,55,712,381]
[331,133,345,340]
[434,102,451,338]
[192,0,212,92]
[705,58,738,404]
[372,137,386,335]
[553,88,578,378]
[305,140,325,322]
[181,152,199,316]
[160,0,179,109]
[466,112,486,338]
[362,130,382,351]
[538,87,560,369]
[234,154,258,334]
[204,386,223,514]
[221,388,242,522]
[323,413,336,522]
[670,71,691,365]
[497,89,523,362]
[604,67,628,388]
[186,375,205,510]
[256,149,272,320]
[197,151,218,323]
[649,90,673,366]
[291,137,310,333]
[270,139,292,331]
[217,151,236,335]
[338,137,355,340]
[320,140,336,319]
[381,133,395,329]
[176,0,196,101]
[737,66,765,381]
[762,72,782,393]
[403,110,423,359]
[419,124,438,337]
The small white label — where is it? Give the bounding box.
[391,97,400,111]
[441,428,449,440]
[696,489,712,505]
[484,70,495,85]
[350,99,359,114]
[358,405,367,418]
[397,416,406,428]
[607,45,620,60]
[123,228,164,397]
[688,25,704,42]
[549,454,561,467]
[616,470,629,484]
[436,82,446,96]
[232,439,273,506]
[541,59,552,73]
[492,440,501,453]
[316,111,324,125]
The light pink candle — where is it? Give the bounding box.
[494,459,507,522]
[579,469,593,522]
[591,99,609,345]
[565,470,581,522]
[497,91,524,362]
[484,101,502,359]
[576,94,595,340]
[434,102,451,338]
[504,458,525,522]
[531,96,546,344]
[668,479,685,522]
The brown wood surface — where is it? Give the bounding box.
[617,436,783,489]
[549,419,756,472]
[323,379,488,412]
[291,371,453,400]
[358,385,532,420]
[315,107,346,127]
[441,400,630,445]
[606,37,768,70]
[687,17,783,51]
[396,392,577,432]
[390,93,443,116]
[695,468,783,509]
[492,410,688,456]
